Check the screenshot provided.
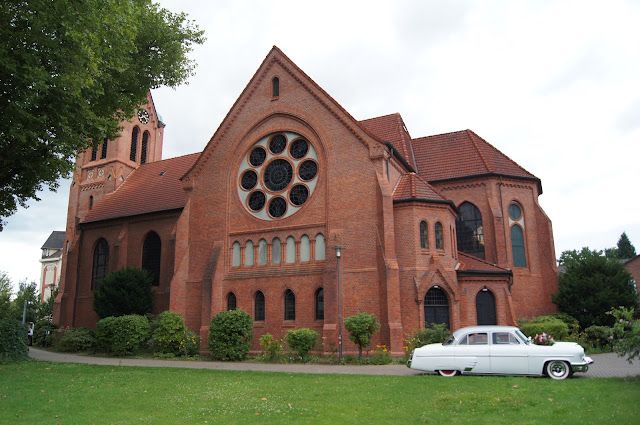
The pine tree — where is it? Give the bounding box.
[617,232,637,259]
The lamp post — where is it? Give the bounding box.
[335,245,343,363]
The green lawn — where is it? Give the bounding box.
[1,361,638,424]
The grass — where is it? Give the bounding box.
[1,361,639,425]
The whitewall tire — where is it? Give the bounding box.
[546,360,571,380]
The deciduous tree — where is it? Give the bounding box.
[0,0,204,228]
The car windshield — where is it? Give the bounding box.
[443,335,456,346]
[515,329,530,345]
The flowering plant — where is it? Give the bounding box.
[533,332,555,346]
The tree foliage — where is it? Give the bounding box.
[0,0,205,228]
[0,271,12,319]
[93,268,153,319]
[609,307,640,362]
[617,232,637,259]
[554,248,638,328]
[344,312,380,358]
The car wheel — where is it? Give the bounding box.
[546,360,571,380]
[438,369,459,377]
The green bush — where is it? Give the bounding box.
[583,325,613,349]
[54,328,96,352]
[151,311,199,356]
[344,312,380,357]
[285,328,319,361]
[0,318,28,362]
[369,344,392,365]
[208,309,252,361]
[96,315,150,356]
[93,268,153,319]
[405,323,452,354]
[259,333,283,362]
[33,318,56,347]
[519,315,569,340]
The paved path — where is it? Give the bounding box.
[28,348,640,378]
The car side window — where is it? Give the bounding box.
[492,332,520,345]
[468,333,488,345]
[459,335,468,344]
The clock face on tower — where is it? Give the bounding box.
[137,109,150,124]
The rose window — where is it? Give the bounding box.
[238,131,319,220]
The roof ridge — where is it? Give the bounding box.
[391,172,407,195]
[360,112,401,123]
[468,130,537,179]
[458,251,510,271]
[466,129,492,173]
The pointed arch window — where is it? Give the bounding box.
[419,221,429,249]
[227,292,237,310]
[272,77,279,97]
[255,291,265,321]
[232,241,241,267]
[100,138,108,159]
[456,202,485,259]
[314,233,325,261]
[435,222,444,249]
[511,225,527,267]
[91,238,109,289]
[142,232,161,285]
[141,131,149,164]
[315,288,324,320]
[476,289,497,325]
[284,289,295,321]
[130,126,139,161]
[272,238,281,264]
[424,287,449,329]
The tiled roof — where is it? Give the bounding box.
[457,252,511,274]
[412,130,537,183]
[393,173,448,203]
[41,231,65,249]
[359,113,416,168]
[83,153,200,223]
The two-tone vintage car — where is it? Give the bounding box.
[407,326,593,380]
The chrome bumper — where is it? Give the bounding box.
[571,356,594,373]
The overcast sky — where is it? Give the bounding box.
[1,0,639,292]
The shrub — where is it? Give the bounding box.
[609,307,640,361]
[519,316,569,341]
[208,309,252,361]
[259,333,283,362]
[405,323,452,354]
[285,328,319,361]
[54,328,96,352]
[583,325,613,349]
[0,318,28,362]
[151,311,199,356]
[33,318,56,347]
[96,314,150,355]
[369,344,392,365]
[344,312,380,358]
[93,268,153,319]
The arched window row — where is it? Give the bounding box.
[418,220,446,250]
[227,287,325,323]
[231,233,326,268]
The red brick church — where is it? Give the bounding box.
[54,47,558,354]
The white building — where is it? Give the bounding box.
[40,231,65,302]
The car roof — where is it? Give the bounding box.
[452,326,520,339]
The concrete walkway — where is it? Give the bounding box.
[28,348,640,378]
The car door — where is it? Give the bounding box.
[489,331,529,374]
[455,332,492,373]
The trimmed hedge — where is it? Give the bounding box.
[285,328,318,361]
[406,323,452,353]
[208,310,252,361]
[93,268,153,319]
[96,315,150,355]
[519,315,569,340]
[54,328,96,352]
[151,311,199,356]
[0,318,28,362]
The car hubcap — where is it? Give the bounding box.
[550,362,567,378]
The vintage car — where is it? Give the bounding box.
[407,325,593,380]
